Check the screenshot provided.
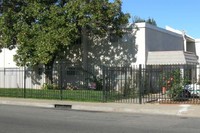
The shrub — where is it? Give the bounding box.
[41,83,59,90]
[87,76,103,90]
[66,83,78,90]
[165,69,190,100]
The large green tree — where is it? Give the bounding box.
[0,0,130,83]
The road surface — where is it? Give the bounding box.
[0,105,200,133]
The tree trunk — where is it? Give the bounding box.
[81,27,88,69]
[45,62,54,84]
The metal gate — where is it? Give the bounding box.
[102,65,200,104]
[102,66,142,103]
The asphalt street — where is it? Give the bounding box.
[1,105,200,133]
[1,97,200,118]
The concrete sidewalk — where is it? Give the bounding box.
[0,97,200,118]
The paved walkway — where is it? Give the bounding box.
[0,97,200,118]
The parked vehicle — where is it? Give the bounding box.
[184,84,200,97]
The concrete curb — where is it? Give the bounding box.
[0,100,55,108]
[73,106,180,116]
[0,97,200,117]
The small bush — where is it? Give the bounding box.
[41,83,59,90]
[87,76,103,90]
[165,69,190,101]
[66,84,78,90]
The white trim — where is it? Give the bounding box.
[195,39,200,43]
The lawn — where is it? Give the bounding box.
[0,88,121,102]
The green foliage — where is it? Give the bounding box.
[87,76,103,90]
[0,0,130,83]
[132,16,145,23]
[168,84,184,100]
[146,18,157,26]
[123,76,138,98]
[0,0,130,66]
[133,16,157,26]
[160,69,181,88]
[66,84,78,90]
[162,69,189,100]
[41,83,59,90]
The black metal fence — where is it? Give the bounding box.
[0,66,105,102]
[0,64,200,104]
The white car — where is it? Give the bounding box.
[184,84,200,97]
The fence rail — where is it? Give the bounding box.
[0,64,200,104]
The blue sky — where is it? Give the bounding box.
[114,0,200,38]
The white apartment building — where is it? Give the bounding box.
[0,22,199,88]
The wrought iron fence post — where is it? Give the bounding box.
[139,64,142,104]
[102,66,107,102]
[23,67,26,98]
[60,63,63,100]
[124,67,127,97]
[3,68,5,88]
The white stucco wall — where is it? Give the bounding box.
[134,22,185,65]
[133,23,146,65]
[195,39,200,82]
[195,39,200,76]
[86,22,194,67]
[0,23,191,68]
[86,29,138,67]
[146,26,184,52]
[0,23,199,88]
[195,39,200,61]
[0,48,45,89]
[0,48,17,68]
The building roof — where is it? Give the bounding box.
[135,23,183,38]
[146,51,198,65]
